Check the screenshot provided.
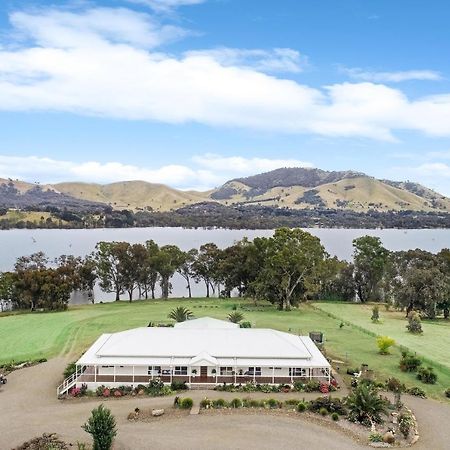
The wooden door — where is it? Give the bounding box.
[200,366,208,380]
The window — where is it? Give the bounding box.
[220,367,234,376]
[147,366,161,375]
[289,368,306,377]
[247,367,262,376]
[174,366,188,375]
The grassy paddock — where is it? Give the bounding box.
[0,298,449,400]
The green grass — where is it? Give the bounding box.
[313,301,450,399]
[1,298,449,400]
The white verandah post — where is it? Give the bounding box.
[309,368,312,380]
[253,368,256,384]
[94,365,97,384]
[215,366,218,384]
[272,367,275,384]
[113,365,116,383]
[132,365,135,386]
[327,368,331,384]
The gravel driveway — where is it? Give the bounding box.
[0,358,447,449]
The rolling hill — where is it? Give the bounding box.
[1,167,449,216]
[53,181,209,212]
[210,168,450,212]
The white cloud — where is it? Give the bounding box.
[126,0,206,12]
[0,7,450,141]
[9,7,187,49]
[193,153,313,173]
[344,67,442,83]
[185,47,307,73]
[0,154,314,190]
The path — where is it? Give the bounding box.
[0,359,447,449]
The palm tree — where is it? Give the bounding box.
[227,311,244,323]
[346,384,388,427]
[168,306,194,323]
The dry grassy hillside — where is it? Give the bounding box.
[54,181,208,211]
[210,172,450,212]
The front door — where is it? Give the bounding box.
[200,366,208,381]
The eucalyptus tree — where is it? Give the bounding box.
[192,243,221,298]
[253,228,326,310]
[353,236,390,302]
[94,242,126,301]
[177,248,198,298]
[155,244,184,299]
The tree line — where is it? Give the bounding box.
[1,203,450,230]
[0,228,448,316]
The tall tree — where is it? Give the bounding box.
[353,236,389,302]
[155,245,184,299]
[192,243,220,298]
[177,249,197,298]
[94,242,126,301]
[253,228,326,310]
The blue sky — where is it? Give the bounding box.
[0,0,450,194]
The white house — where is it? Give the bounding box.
[58,317,331,396]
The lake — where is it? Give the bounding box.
[1,227,449,301]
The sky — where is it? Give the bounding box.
[0,0,450,194]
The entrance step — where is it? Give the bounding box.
[190,405,200,415]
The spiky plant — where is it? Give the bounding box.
[227,311,244,323]
[346,384,388,427]
[168,306,194,322]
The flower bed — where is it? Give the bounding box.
[214,380,338,394]
[68,378,189,399]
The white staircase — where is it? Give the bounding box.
[57,365,85,397]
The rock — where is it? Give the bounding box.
[152,409,165,417]
[383,431,395,444]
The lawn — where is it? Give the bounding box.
[1,298,449,400]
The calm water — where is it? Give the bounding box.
[1,227,449,301]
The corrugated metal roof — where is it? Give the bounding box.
[76,318,330,368]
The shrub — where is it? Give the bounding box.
[376,336,395,355]
[399,351,422,372]
[368,432,384,443]
[319,383,329,394]
[285,399,300,407]
[230,398,243,408]
[386,377,405,409]
[96,386,105,397]
[371,306,380,322]
[249,399,261,408]
[171,380,188,391]
[346,367,359,376]
[213,398,227,408]
[240,321,252,328]
[406,387,426,398]
[331,412,339,421]
[407,312,423,334]
[417,367,437,384]
[113,390,122,397]
[102,388,110,398]
[319,407,328,416]
[399,412,414,438]
[293,381,305,392]
[63,362,77,379]
[180,398,193,409]
[308,397,346,415]
[147,379,173,396]
[445,388,450,398]
[304,380,320,392]
[82,404,117,450]
[297,402,307,412]
[267,398,280,409]
[200,398,213,408]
